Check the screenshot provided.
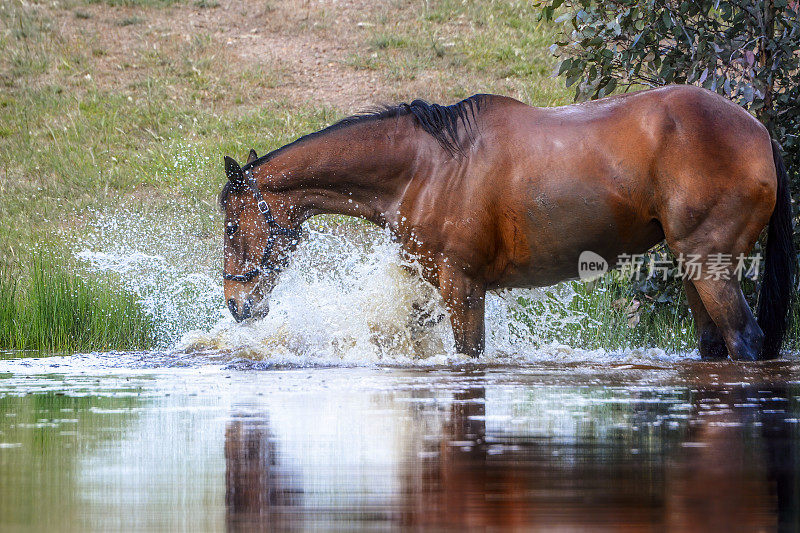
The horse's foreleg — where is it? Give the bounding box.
[438,266,486,357]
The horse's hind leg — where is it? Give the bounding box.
[664,204,769,360]
[659,159,774,360]
[687,277,763,361]
[665,228,762,360]
[683,279,728,359]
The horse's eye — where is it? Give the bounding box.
[226,223,238,236]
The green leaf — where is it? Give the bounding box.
[598,77,618,97]
[565,71,582,87]
[555,12,573,24]
[740,83,754,104]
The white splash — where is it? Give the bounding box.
[71,208,695,366]
[70,205,224,347]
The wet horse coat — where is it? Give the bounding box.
[220,85,795,360]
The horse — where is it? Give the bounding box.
[219,85,795,361]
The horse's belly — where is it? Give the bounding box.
[491,188,664,289]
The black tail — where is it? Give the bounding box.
[757,140,797,359]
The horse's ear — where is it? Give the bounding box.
[224,156,244,183]
[246,149,258,164]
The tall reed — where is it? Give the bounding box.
[566,275,695,352]
[0,255,155,352]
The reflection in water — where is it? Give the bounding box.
[400,383,797,530]
[761,386,800,530]
[215,372,800,530]
[225,415,300,531]
[0,362,798,531]
[665,384,799,531]
[0,389,146,530]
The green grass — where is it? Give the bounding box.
[0,255,155,352]
[568,276,694,352]
[786,299,800,352]
[506,275,695,353]
[116,15,144,26]
[356,0,571,105]
[85,0,182,7]
[518,271,800,354]
[0,0,569,263]
[368,33,408,50]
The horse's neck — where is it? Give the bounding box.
[260,122,418,229]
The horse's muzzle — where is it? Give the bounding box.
[228,298,252,322]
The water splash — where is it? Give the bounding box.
[75,248,223,347]
[70,205,224,347]
[70,208,695,365]
[179,230,453,364]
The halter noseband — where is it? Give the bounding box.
[222,171,302,283]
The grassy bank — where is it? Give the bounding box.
[0,256,154,351]
[0,0,570,263]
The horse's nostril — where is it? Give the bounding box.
[227,299,240,321]
[227,298,254,322]
[241,299,252,320]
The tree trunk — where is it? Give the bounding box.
[758,0,776,135]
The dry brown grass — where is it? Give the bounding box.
[15,0,570,112]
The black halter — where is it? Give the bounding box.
[222,172,302,283]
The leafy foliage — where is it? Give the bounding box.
[540,0,800,186]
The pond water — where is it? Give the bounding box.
[3,211,794,529]
[1,352,798,531]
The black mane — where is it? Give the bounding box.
[219,94,487,208]
[250,94,486,168]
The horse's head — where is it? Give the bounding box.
[219,150,302,322]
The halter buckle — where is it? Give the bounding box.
[257,200,270,214]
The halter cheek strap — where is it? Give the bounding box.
[222,172,302,283]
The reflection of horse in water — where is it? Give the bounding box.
[224,416,300,531]
[401,382,798,530]
[664,384,798,530]
[400,386,534,528]
[222,383,798,529]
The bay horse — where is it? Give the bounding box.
[219,85,795,360]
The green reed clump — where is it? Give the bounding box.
[568,273,800,355]
[0,267,18,349]
[566,275,695,352]
[0,256,155,352]
[510,273,696,353]
[784,299,800,352]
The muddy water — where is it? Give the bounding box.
[1,353,798,531]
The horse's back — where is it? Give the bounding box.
[476,85,775,214]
